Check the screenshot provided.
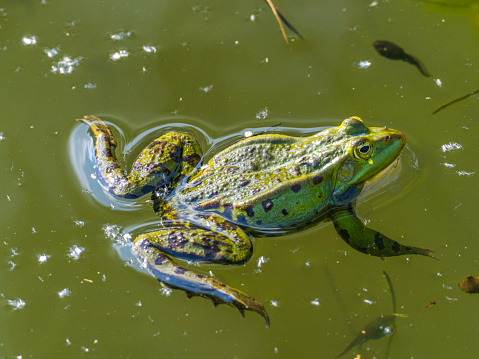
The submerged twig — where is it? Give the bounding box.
[265,0,303,43]
[432,89,479,114]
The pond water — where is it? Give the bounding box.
[1,0,478,358]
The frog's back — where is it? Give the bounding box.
[175,132,337,230]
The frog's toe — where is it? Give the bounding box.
[185,289,270,327]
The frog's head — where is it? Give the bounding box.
[331,116,406,203]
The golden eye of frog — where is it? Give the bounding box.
[77,115,435,327]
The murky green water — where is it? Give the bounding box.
[1,0,478,357]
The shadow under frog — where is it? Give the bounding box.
[76,115,435,326]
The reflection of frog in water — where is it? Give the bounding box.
[78,116,434,325]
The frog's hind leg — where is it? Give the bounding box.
[77,115,202,198]
[133,226,270,326]
[331,204,436,259]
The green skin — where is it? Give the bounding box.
[77,115,435,327]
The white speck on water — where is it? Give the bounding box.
[250,14,256,21]
[32,227,37,234]
[363,299,375,305]
[135,301,142,307]
[22,35,37,45]
[244,130,253,138]
[66,338,72,345]
[142,45,157,53]
[256,107,269,120]
[257,256,269,268]
[102,224,132,246]
[199,85,213,92]
[311,298,320,306]
[38,254,50,263]
[7,298,25,310]
[110,31,134,41]
[51,56,83,74]
[6,195,10,201]
[357,60,371,69]
[457,170,475,176]
[74,220,85,227]
[442,163,456,168]
[435,78,442,87]
[8,261,15,270]
[160,287,172,296]
[58,288,71,298]
[0,132,5,141]
[441,142,462,152]
[10,248,18,257]
[84,83,96,89]
[68,245,85,260]
[270,300,279,307]
[109,50,129,61]
[44,47,59,58]
[369,1,378,6]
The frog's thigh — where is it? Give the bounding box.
[134,227,252,264]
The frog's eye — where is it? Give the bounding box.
[354,140,374,160]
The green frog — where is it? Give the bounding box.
[77,115,435,326]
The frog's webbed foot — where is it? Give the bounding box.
[331,205,436,259]
[134,238,270,327]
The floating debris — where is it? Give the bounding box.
[7,298,25,310]
[51,56,83,74]
[58,288,71,298]
[38,253,50,263]
[458,275,479,293]
[264,0,303,43]
[426,300,436,309]
[68,245,85,260]
[432,89,479,115]
[22,35,37,46]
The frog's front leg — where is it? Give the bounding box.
[77,115,201,198]
[132,215,270,326]
[331,204,436,258]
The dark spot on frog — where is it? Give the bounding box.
[168,231,188,249]
[313,175,323,185]
[147,140,166,150]
[195,200,221,210]
[102,147,113,158]
[155,255,167,265]
[282,209,289,216]
[225,166,239,173]
[182,153,201,167]
[105,163,120,173]
[291,183,301,193]
[187,195,199,203]
[245,205,255,218]
[374,233,385,251]
[262,199,274,212]
[256,220,263,226]
[247,146,256,153]
[238,179,250,187]
[251,188,260,196]
[174,267,186,275]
